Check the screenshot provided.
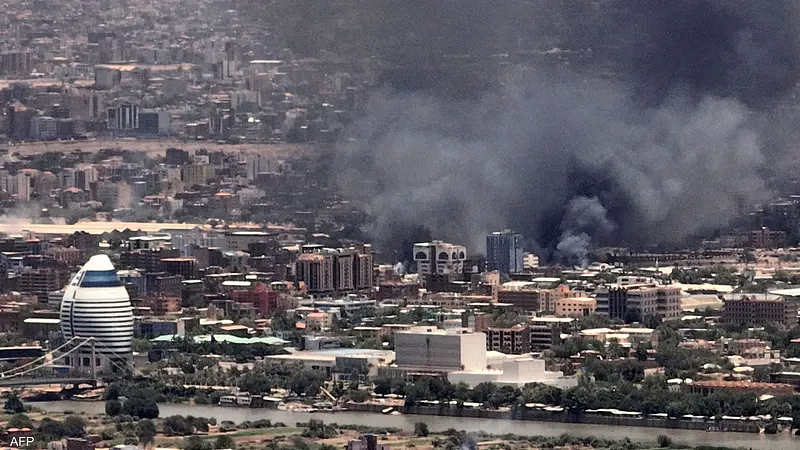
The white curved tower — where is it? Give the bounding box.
[60,254,133,371]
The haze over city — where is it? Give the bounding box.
[0,1,798,450]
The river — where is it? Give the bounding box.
[34,401,797,450]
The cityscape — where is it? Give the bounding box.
[0,1,799,450]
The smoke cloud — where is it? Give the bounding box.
[331,1,800,263]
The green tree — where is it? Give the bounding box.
[7,413,32,429]
[4,392,24,413]
[163,415,193,436]
[136,419,157,447]
[105,399,123,416]
[123,392,159,419]
[656,434,671,447]
[185,436,211,450]
[414,422,429,437]
[63,416,86,437]
[214,435,236,449]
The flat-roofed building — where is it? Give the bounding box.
[486,325,530,354]
[530,317,574,351]
[394,327,486,371]
[556,297,596,317]
[721,296,793,326]
[596,283,681,321]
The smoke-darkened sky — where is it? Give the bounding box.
[327,0,800,264]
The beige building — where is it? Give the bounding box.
[556,297,596,317]
[495,282,574,312]
[181,164,216,187]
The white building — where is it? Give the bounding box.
[449,355,573,388]
[106,103,139,130]
[394,327,486,370]
[60,254,134,372]
[413,241,467,275]
[391,327,574,388]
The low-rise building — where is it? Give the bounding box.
[556,297,596,317]
[721,296,793,326]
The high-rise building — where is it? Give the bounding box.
[106,102,139,129]
[0,51,32,77]
[413,241,467,275]
[295,246,374,294]
[60,254,134,371]
[486,230,524,274]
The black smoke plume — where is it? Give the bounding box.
[331,1,800,264]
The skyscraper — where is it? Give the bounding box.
[60,254,134,372]
[486,230,523,274]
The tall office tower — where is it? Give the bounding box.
[486,229,524,274]
[60,254,134,372]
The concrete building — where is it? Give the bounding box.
[486,325,531,354]
[394,327,486,371]
[413,241,466,275]
[0,51,32,77]
[94,65,122,89]
[495,282,572,312]
[595,283,682,321]
[296,247,373,294]
[181,164,216,187]
[721,296,793,326]
[60,255,134,371]
[530,317,574,351]
[390,327,573,387]
[106,102,139,129]
[138,109,170,134]
[17,267,70,303]
[556,297,597,318]
[30,115,58,140]
[486,229,523,274]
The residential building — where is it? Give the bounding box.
[595,283,681,321]
[295,247,373,294]
[159,257,197,279]
[556,297,596,317]
[17,267,70,303]
[181,164,216,187]
[486,229,524,274]
[721,296,793,326]
[495,282,572,312]
[486,325,531,354]
[530,317,574,351]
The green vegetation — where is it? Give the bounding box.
[3,392,24,414]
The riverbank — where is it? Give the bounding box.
[345,402,775,433]
[33,401,799,450]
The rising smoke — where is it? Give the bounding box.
[332,0,800,264]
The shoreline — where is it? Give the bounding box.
[32,401,799,450]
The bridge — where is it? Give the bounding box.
[0,377,97,388]
[0,336,141,390]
